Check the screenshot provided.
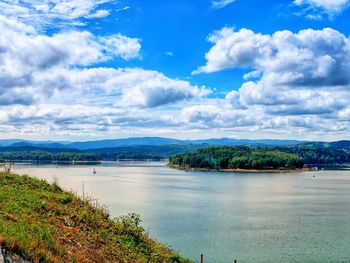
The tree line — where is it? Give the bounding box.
[281,145,350,164]
[169,146,304,170]
[0,151,101,161]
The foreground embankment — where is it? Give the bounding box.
[0,172,191,263]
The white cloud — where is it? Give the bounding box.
[293,0,350,17]
[180,104,258,129]
[294,0,349,12]
[119,71,209,107]
[0,14,209,139]
[212,0,236,9]
[99,34,141,60]
[192,26,350,137]
[35,67,209,108]
[165,51,174,56]
[85,9,111,18]
[196,27,350,87]
[0,2,216,139]
[1,3,350,139]
[243,70,261,80]
[0,0,112,27]
[0,15,144,105]
[116,6,130,12]
[193,28,273,74]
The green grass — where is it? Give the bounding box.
[0,172,192,263]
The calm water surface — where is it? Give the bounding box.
[13,162,350,263]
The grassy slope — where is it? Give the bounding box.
[0,172,191,263]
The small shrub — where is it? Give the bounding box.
[60,195,73,204]
[117,213,144,238]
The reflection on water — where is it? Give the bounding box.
[12,162,350,263]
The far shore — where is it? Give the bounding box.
[168,164,311,173]
[0,160,102,165]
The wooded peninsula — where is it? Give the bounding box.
[169,146,304,171]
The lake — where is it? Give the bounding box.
[12,162,350,263]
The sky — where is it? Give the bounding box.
[1,0,350,141]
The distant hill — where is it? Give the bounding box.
[329,140,350,148]
[1,138,350,163]
[0,139,26,147]
[87,144,205,160]
[67,137,186,150]
[0,140,70,148]
[0,137,307,150]
[69,137,306,150]
[0,146,80,153]
[292,141,350,149]
[187,138,304,147]
[10,142,70,149]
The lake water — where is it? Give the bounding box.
[12,162,350,263]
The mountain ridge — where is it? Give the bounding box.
[0,137,309,150]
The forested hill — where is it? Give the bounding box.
[0,151,101,162]
[1,139,350,164]
[0,147,101,162]
[169,146,304,170]
[281,144,350,165]
[0,144,200,162]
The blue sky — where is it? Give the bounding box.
[93,0,350,94]
[0,0,350,141]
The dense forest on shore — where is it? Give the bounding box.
[1,141,350,165]
[0,150,165,162]
[90,144,204,160]
[0,151,101,161]
[281,144,350,164]
[169,146,304,170]
[0,144,200,162]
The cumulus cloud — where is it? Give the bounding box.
[99,34,141,60]
[0,15,144,105]
[196,27,350,87]
[1,2,349,139]
[195,27,350,83]
[193,28,273,74]
[192,26,350,136]
[35,67,209,108]
[2,17,350,139]
[0,1,215,138]
[0,15,209,138]
[180,104,258,129]
[118,70,209,107]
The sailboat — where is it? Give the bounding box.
[93,168,96,174]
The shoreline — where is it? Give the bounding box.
[168,164,310,173]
